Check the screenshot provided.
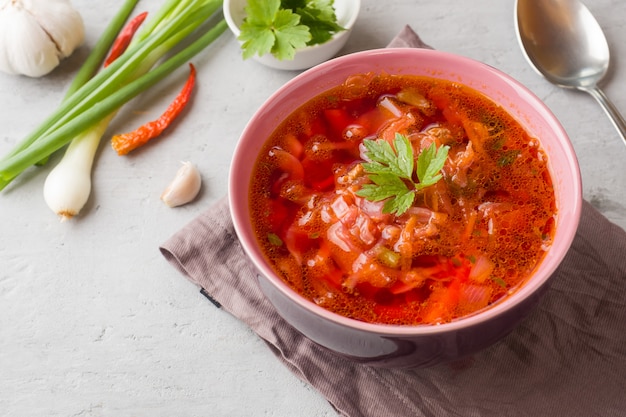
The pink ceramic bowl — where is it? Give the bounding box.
[228,48,582,368]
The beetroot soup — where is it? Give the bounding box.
[249,72,556,325]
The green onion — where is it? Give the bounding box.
[268,233,284,247]
[6,0,140,167]
[376,246,401,269]
[66,0,141,98]
[35,0,140,168]
[0,0,227,192]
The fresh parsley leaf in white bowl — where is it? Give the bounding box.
[224,0,361,70]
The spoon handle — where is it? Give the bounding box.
[587,87,626,147]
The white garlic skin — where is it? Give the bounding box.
[161,162,202,208]
[0,0,85,77]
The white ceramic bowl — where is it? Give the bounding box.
[223,0,361,70]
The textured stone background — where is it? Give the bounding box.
[1,0,624,416]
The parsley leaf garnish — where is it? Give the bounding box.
[297,0,345,45]
[267,233,284,246]
[416,139,448,187]
[239,0,344,61]
[355,133,449,215]
[496,149,521,167]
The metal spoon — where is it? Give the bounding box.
[515,0,626,145]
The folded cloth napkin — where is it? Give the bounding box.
[160,26,626,417]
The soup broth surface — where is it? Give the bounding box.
[250,72,556,325]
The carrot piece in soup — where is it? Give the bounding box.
[422,280,461,324]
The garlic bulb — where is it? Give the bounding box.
[161,162,202,208]
[0,0,85,77]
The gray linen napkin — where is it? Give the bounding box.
[160,26,626,417]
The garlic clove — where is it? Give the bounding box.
[0,4,60,77]
[0,6,14,74]
[30,0,85,59]
[161,161,202,208]
[0,0,84,77]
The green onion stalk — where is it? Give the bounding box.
[35,0,140,168]
[0,0,227,192]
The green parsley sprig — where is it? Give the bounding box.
[238,0,344,61]
[356,133,450,215]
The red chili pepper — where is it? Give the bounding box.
[111,63,196,156]
[104,11,148,68]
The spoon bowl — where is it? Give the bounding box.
[515,0,626,143]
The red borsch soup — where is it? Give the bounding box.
[249,72,556,325]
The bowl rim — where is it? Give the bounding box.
[229,47,583,335]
